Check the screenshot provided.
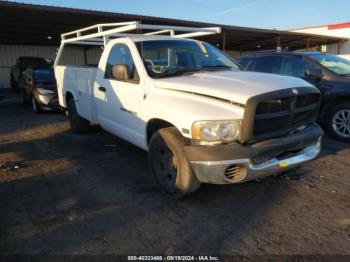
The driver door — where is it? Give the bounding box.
[94,43,144,146]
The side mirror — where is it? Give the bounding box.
[305,69,323,78]
[112,64,131,81]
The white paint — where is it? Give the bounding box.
[154,70,310,104]
[55,35,313,151]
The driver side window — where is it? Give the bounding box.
[105,44,139,83]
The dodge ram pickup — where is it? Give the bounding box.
[54,22,323,198]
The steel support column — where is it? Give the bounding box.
[222,30,226,52]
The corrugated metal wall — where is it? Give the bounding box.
[0,45,102,88]
[86,47,103,66]
[0,45,57,88]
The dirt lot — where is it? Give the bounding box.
[0,94,349,256]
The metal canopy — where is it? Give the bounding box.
[0,1,347,51]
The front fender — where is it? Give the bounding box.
[141,88,245,139]
[320,88,350,117]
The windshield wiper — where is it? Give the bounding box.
[202,65,237,71]
[155,68,201,78]
[153,65,237,78]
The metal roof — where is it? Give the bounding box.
[0,1,347,51]
[290,21,350,31]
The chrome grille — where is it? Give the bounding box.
[241,87,320,143]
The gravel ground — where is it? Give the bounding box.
[0,94,349,256]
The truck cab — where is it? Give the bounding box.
[55,22,323,198]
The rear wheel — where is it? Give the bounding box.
[148,127,201,198]
[325,102,350,143]
[32,96,42,113]
[67,98,90,134]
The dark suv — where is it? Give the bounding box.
[236,51,350,142]
[19,67,58,113]
[10,56,51,93]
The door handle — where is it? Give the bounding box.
[98,86,106,92]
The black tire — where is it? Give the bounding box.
[66,98,90,134]
[32,96,42,113]
[148,127,201,198]
[324,102,350,143]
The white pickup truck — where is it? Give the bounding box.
[55,22,323,198]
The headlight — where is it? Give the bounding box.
[36,88,55,95]
[191,120,241,143]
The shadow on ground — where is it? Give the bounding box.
[0,94,349,255]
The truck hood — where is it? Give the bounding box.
[154,70,313,105]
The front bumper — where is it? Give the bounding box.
[185,124,323,184]
[33,91,59,109]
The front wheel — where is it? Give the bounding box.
[325,102,350,143]
[67,98,90,134]
[148,127,201,198]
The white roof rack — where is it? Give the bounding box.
[61,21,221,46]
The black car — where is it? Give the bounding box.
[19,67,59,113]
[10,56,51,93]
[236,51,350,142]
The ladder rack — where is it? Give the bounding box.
[61,21,221,46]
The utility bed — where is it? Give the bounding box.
[55,65,98,122]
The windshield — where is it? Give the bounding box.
[22,58,49,68]
[34,68,55,83]
[136,40,241,78]
[309,54,350,76]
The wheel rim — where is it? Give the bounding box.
[332,109,350,138]
[152,141,178,193]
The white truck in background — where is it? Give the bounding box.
[54,22,323,198]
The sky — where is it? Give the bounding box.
[9,0,350,30]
